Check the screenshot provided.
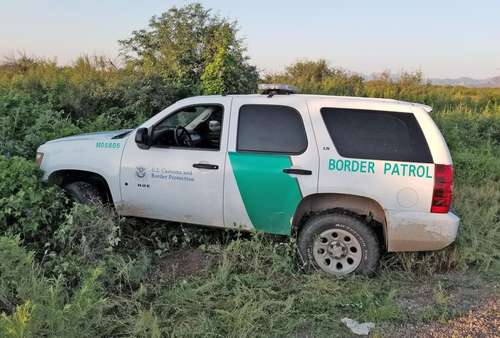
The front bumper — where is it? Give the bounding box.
[385,210,459,252]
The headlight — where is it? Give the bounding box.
[35,152,44,167]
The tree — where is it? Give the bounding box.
[264,59,365,96]
[119,3,257,94]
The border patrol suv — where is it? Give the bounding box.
[36,84,459,276]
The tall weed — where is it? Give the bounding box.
[0,236,107,338]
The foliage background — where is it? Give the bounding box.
[0,3,499,337]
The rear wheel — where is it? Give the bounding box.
[64,181,103,205]
[298,212,380,276]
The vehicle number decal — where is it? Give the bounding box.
[96,141,121,149]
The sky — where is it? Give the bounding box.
[1,0,499,79]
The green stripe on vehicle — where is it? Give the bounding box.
[228,152,302,235]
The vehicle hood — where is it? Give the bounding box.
[44,129,132,144]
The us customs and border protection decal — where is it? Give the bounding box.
[135,166,194,183]
[328,158,433,178]
[151,168,194,182]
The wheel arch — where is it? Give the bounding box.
[48,169,113,204]
[292,193,387,247]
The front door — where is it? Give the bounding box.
[120,97,231,227]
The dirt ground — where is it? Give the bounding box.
[152,248,499,337]
[380,272,499,337]
[416,297,499,337]
[152,247,216,282]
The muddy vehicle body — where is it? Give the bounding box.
[37,84,459,275]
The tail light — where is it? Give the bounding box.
[431,164,453,213]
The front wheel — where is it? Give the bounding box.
[64,181,103,205]
[298,212,380,276]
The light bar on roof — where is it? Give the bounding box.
[258,83,298,95]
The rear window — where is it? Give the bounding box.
[237,105,307,154]
[320,107,432,163]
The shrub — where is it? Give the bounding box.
[55,204,121,262]
[22,110,80,157]
[0,235,107,337]
[453,182,500,271]
[38,204,122,285]
[0,92,80,157]
[0,156,66,247]
[0,236,34,314]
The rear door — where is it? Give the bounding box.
[223,96,319,235]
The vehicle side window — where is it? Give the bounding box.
[237,105,307,154]
[321,107,432,163]
[151,105,223,150]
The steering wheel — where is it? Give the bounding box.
[174,126,193,147]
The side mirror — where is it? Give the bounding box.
[135,128,150,149]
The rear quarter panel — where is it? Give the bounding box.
[308,98,435,213]
[411,105,453,165]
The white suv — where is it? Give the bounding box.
[37,85,459,276]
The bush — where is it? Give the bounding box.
[0,156,66,246]
[0,92,80,157]
[453,182,500,271]
[0,236,107,338]
[31,204,123,287]
[55,204,121,262]
[22,110,80,157]
[0,236,34,314]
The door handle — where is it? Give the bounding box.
[283,168,312,175]
[193,163,219,170]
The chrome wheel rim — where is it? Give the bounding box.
[312,227,362,275]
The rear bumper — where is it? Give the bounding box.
[385,210,459,252]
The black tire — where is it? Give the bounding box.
[64,181,103,205]
[298,211,380,276]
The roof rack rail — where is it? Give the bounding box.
[258,84,297,96]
